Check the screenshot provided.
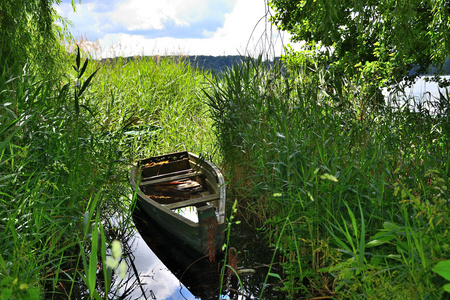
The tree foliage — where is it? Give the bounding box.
[0,0,76,76]
[269,0,450,86]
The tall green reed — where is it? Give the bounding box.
[0,47,133,298]
[205,54,449,298]
[1,41,226,298]
[84,55,216,161]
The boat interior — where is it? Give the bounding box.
[137,152,220,210]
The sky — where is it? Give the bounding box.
[55,0,295,58]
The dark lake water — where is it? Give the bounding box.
[111,206,287,299]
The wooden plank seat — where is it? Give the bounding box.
[140,170,204,187]
[165,194,220,210]
[141,168,198,182]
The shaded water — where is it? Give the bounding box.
[130,207,220,299]
[118,206,287,299]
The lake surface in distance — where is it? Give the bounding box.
[383,75,450,113]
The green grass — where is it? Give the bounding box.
[2,41,448,299]
[84,55,216,159]
[204,55,450,299]
[0,48,217,298]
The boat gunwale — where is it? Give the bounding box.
[130,152,226,228]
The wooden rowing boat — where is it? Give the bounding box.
[129,151,226,257]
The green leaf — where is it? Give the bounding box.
[432,260,450,281]
[358,202,365,269]
[366,236,395,248]
[78,241,88,283]
[268,272,282,281]
[382,221,401,232]
[88,219,99,298]
[0,288,12,300]
[346,202,358,239]
[0,254,5,269]
[74,93,79,116]
[92,291,103,300]
[371,230,397,240]
[326,226,352,253]
[88,190,102,221]
[25,288,40,300]
[444,283,450,293]
[82,211,90,235]
[0,276,14,287]
[276,132,286,139]
[78,68,99,98]
[78,57,89,79]
[320,173,338,182]
[58,83,70,103]
[76,46,81,69]
[0,119,24,152]
[100,224,110,295]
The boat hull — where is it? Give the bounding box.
[130,151,226,256]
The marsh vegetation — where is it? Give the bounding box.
[204,56,450,299]
[1,1,450,299]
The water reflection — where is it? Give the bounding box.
[128,205,288,299]
[132,206,222,299]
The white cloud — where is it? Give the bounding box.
[210,0,285,55]
[58,0,296,58]
[124,238,187,299]
[112,0,188,31]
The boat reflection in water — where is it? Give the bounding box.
[132,205,223,299]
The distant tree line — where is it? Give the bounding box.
[188,55,246,73]
[113,55,282,74]
[426,56,450,76]
[115,54,450,77]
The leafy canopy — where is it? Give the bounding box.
[269,0,450,85]
[0,0,77,76]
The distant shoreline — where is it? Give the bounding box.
[99,54,450,76]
